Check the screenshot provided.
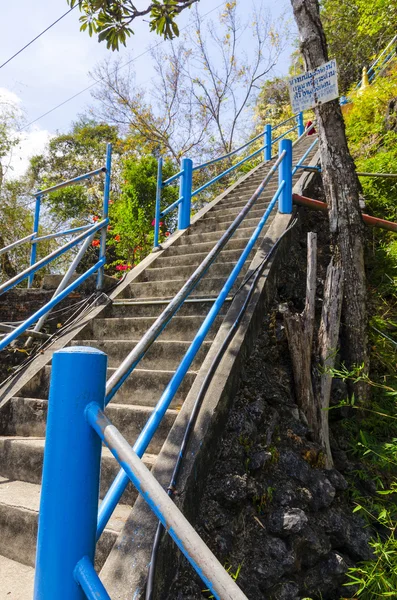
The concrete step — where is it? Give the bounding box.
[203,204,271,224]
[174,224,256,246]
[148,248,243,269]
[19,364,197,408]
[3,397,177,454]
[69,338,212,370]
[141,261,239,283]
[77,314,224,342]
[106,299,232,319]
[0,477,129,571]
[119,275,244,301]
[163,236,251,256]
[200,212,270,233]
[0,437,156,506]
[0,555,34,599]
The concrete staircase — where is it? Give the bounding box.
[0,136,317,597]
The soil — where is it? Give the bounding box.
[164,208,374,600]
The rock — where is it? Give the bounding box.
[268,508,308,536]
[278,450,312,485]
[250,450,272,470]
[216,474,248,505]
[303,551,350,599]
[269,581,300,600]
[327,469,348,491]
[309,475,336,510]
[316,509,373,561]
[247,398,266,423]
[293,526,332,568]
[253,537,296,582]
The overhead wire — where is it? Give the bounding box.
[0,4,79,71]
[18,1,225,132]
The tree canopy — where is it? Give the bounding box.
[68,0,202,49]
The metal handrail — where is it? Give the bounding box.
[0,219,107,297]
[292,137,319,175]
[0,233,37,256]
[193,130,265,172]
[162,169,184,187]
[191,143,266,198]
[272,113,298,131]
[97,151,287,536]
[0,257,105,351]
[34,167,107,197]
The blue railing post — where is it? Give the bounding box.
[278,138,293,214]
[28,193,41,288]
[297,112,304,137]
[34,346,107,600]
[154,157,163,250]
[178,158,193,230]
[264,124,272,161]
[97,143,112,290]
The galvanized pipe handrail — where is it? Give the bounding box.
[87,403,248,600]
[191,143,266,198]
[292,121,316,148]
[0,323,49,341]
[25,232,96,346]
[0,219,107,297]
[367,34,397,76]
[32,224,92,244]
[292,137,319,176]
[98,151,286,536]
[34,167,107,197]
[0,257,105,351]
[0,232,37,256]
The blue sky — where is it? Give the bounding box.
[1,0,295,176]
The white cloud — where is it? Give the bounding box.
[8,127,53,179]
[0,87,53,180]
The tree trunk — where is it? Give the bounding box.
[314,258,344,468]
[290,0,368,402]
[284,233,319,435]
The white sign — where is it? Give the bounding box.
[288,59,339,113]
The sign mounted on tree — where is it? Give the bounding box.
[288,59,339,113]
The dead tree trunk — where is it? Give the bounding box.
[290,0,368,403]
[285,233,344,468]
[284,232,319,434]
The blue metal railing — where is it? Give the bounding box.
[356,34,397,89]
[0,144,112,350]
[33,129,318,598]
[153,112,305,249]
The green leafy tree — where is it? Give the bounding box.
[109,154,178,271]
[68,0,201,49]
[320,0,397,92]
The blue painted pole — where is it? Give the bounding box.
[154,157,163,249]
[97,143,112,290]
[297,112,304,137]
[278,139,293,214]
[28,194,41,288]
[34,346,107,600]
[264,124,272,161]
[178,158,192,230]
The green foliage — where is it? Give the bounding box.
[69,0,199,49]
[320,0,397,92]
[108,154,178,271]
[28,118,120,224]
